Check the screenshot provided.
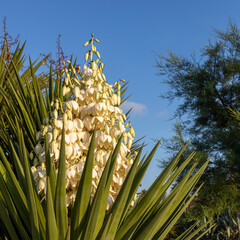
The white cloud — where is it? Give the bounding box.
[121,101,147,117]
[156,111,168,118]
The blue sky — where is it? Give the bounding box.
[1,0,240,189]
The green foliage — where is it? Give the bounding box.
[156,21,240,238]
[0,39,211,239]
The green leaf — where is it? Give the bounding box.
[82,152,112,240]
[0,173,30,240]
[49,65,53,105]
[46,175,58,240]
[29,57,47,119]
[55,125,68,240]
[45,135,57,201]
[0,196,19,240]
[20,130,40,240]
[0,146,30,230]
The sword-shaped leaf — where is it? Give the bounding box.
[55,125,68,240]
[20,130,40,240]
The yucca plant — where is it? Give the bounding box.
[0,35,212,239]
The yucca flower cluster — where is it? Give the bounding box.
[31,34,136,207]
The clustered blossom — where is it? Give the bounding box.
[31,36,136,208]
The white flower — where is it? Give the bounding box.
[95,102,107,114]
[112,94,118,105]
[46,132,53,142]
[87,103,96,115]
[74,86,80,98]
[69,132,77,143]
[96,73,103,82]
[39,178,46,193]
[66,145,73,159]
[82,66,93,77]
[83,116,95,131]
[65,120,74,131]
[73,119,84,130]
[68,100,79,114]
[35,143,42,155]
[87,87,95,97]
[32,55,137,208]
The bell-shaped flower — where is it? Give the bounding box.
[87,87,95,97]
[73,142,82,158]
[73,118,84,130]
[68,100,79,114]
[66,145,73,159]
[83,116,95,131]
[46,132,53,143]
[54,148,60,160]
[35,143,42,155]
[80,106,88,119]
[38,178,46,194]
[65,120,74,131]
[87,102,96,115]
[82,65,93,77]
[96,73,103,82]
[66,166,77,179]
[69,132,78,144]
[92,168,98,179]
[112,94,118,105]
[74,86,80,98]
[95,102,107,115]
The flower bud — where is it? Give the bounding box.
[111,117,115,126]
[123,133,127,145]
[90,61,98,71]
[128,139,133,149]
[105,124,110,135]
[117,95,121,105]
[53,109,58,119]
[30,152,34,160]
[112,94,118,105]
[53,118,57,127]
[53,129,58,141]
[65,102,71,110]
[55,102,59,110]
[97,82,102,92]
[101,73,106,81]
[43,126,48,136]
[36,131,42,142]
[85,51,90,61]
[67,110,72,120]
[112,137,117,148]
[74,86,80,97]
[95,91,99,100]
[45,117,49,125]
[33,157,38,165]
[84,41,90,47]
[96,51,101,59]
[63,113,68,123]
[106,100,110,110]
[63,85,67,96]
[130,126,135,137]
